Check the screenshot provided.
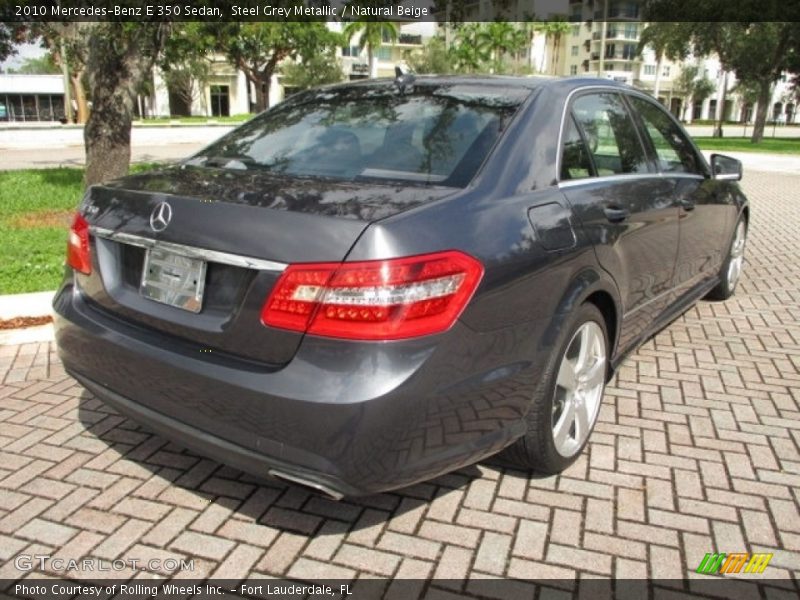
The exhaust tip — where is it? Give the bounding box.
[268,469,344,501]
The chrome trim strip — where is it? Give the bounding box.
[558,171,707,190]
[90,227,287,272]
[557,173,655,189]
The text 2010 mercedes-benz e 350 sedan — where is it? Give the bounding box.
[54,76,748,498]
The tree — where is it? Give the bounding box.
[281,50,345,92]
[160,23,215,116]
[8,53,59,74]
[212,23,340,111]
[404,36,453,74]
[642,4,800,143]
[637,23,689,100]
[449,23,489,73]
[475,22,524,73]
[25,24,91,123]
[535,19,571,75]
[0,23,27,64]
[342,19,398,78]
[726,23,795,142]
[674,64,716,122]
[82,23,170,185]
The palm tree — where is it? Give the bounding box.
[450,23,489,73]
[536,19,571,75]
[638,23,689,101]
[476,22,522,72]
[343,19,399,78]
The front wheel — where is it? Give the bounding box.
[706,216,747,301]
[500,303,608,474]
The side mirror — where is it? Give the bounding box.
[710,154,743,181]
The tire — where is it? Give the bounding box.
[706,216,747,301]
[500,303,608,474]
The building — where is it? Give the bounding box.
[333,21,430,80]
[0,74,65,122]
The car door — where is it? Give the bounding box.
[559,90,680,352]
[626,94,734,297]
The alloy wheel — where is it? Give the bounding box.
[552,321,606,458]
[727,220,746,290]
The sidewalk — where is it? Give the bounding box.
[0,125,234,150]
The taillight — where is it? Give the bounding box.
[66,213,91,275]
[261,251,484,340]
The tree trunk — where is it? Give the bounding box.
[653,55,662,101]
[83,24,166,187]
[751,79,772,143]
[713,71,728,138]
[368,46,377,78]
[71,70,89,124]
[254,80,267,112]
[84,84,134,186]
[550,35,559,75]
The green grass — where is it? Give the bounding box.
[132,114,252,126]
[0,164,161,295]
[693,136,800,154]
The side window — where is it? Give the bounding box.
[560,114,594,180]
[629,96,703,175]
[572,93,650,176]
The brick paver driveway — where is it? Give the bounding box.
[1,171,798,591]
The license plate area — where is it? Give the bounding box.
[140,247,207,313]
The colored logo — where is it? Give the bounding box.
[696,552,773,575]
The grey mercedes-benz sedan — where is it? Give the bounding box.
[54,76,748,497]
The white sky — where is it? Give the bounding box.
[1,42,47,72]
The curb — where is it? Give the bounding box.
[0,291,56,346]
[0,290,55,320]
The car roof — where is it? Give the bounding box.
[321,74,634,95]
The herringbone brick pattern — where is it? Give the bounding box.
[0,171,798,588]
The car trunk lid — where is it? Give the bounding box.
[76,165,455,366]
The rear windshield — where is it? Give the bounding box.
[187,83,528,187]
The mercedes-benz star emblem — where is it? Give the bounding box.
[149,201,173,232]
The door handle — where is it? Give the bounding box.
[680,199,696,211]
[603,206,631,223]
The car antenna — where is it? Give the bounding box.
[394,65,415,95]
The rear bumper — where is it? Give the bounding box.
[54,280,541,496]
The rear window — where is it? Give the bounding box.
[187,83,527,187]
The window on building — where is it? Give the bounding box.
[622,44,636,60]
[572,25,580,37]
[571,45,579,57]
[571,92,649,175]
[570,65,578,75]
[210,85,230,117]
[662,66,671,78]
[605,43,616,59]
[376,46,392,61]
[341,46,361,57]
[644,65,656,76]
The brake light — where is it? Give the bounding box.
[66,213,91,275]
[261,251,484,340]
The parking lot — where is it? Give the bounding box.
[0,170,798,592]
